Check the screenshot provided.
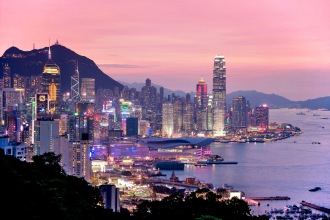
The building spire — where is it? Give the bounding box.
[48,38,51,60]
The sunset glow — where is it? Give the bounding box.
[1,0,330,100]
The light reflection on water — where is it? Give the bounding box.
[161,109,330,215]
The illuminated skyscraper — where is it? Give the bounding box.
[71,60,80,101]
[196,76,208,131]
[212,54,226,137]
[41,46,61,114]
[81,78,95,102]
[162,103,174,137]
[254,104,269,131]
[231,96,247,129]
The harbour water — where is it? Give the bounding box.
[161,108,330,216]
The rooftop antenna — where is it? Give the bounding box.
[48,38,51,59]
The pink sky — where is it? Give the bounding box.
[1,0,330,101]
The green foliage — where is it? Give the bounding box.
[0,149,125,220]
[133,188,266,220]
[0,150,268,220]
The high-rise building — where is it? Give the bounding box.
[196,76,208,131]
[254,104,269,131]
[99,184,120,212]
[71,60,80,101]
[33,118,60,155]
[212,54,226,137]
[81,78,95,102]
[126,117,138,137]
[41,46,61,114]
[231,96,247,130]
[162,103,174,137]
[3,63,11,88]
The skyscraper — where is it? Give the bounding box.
[71,60,80,101]
[212,54,226,137]
[231,96,247,130]
[254,104,269,131]
[81,78,95,102]
[41,46,61,114]
[196,76,208,131]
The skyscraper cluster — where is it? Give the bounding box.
[0,48,269,182]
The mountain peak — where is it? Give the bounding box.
[0,45,123,93]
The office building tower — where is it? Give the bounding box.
[93,112,110,144]
[207,95,213,130]
[173,99,183,134]
[162,103,174,137]
[72,101,95,141]
[1,88,24,133]
[99,184,120,212]
[13,74,27,90]
[212,54,226,137]
[231,96,247,130]
[182,101,194,134]
[126,117,138,137]
[35,93,50,119]
[139,120,150,137]
[71,60,80,101]
[41,46,61,114]
[33,118,60,155]
[70,140,91,181]
[254,104,269,131]
[196,76,208,131]
[3,63,11,88]
[81,78,95,102]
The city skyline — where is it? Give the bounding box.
[1,0,330,101]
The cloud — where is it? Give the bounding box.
[97,64,147,69]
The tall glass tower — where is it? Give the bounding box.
[212,54,226,137]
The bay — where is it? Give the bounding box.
[161,108,330,216]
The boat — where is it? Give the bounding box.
[296,112,306,115]
[320,116,329,119]
[312,142,321,144]
[313,113,320,116]
[309,187,321,192]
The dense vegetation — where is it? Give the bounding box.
[0,149,268,220]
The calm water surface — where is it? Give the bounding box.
[161,109,330,215]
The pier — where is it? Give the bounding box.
[246,196,290,201]
[301,201,330,214]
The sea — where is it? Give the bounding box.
[160,108,330,217]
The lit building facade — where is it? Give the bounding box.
[81,78,95,102]
[231,96,247,129]
[41,47,61,114]
[162,103,174,137]
[212,54,226,137]
[196,77,208,131]
[2,63,11,88]
[254,104,269,131]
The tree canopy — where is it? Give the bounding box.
[0,149,267,220]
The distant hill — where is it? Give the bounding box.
[119,81,195,98]
[120,81,330,110]
[226,90,298,108]
[0,44,123,93]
